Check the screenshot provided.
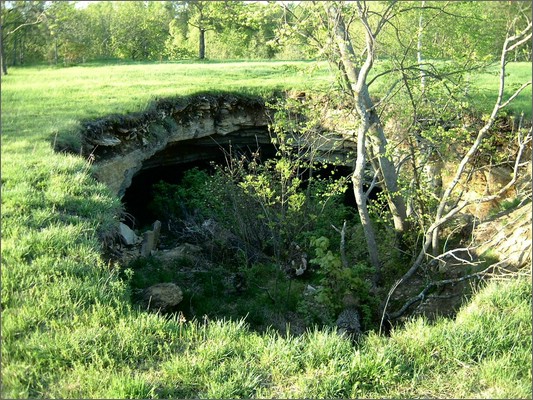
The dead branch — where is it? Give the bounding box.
[332,220,349,269]
[426,247,479,268]
[499,82,532,109]
[387,267,490,320]
[5,11,45,36]
[379,278,403,335]
[385,196,531,321]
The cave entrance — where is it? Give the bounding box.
[123,157,358,228]
[122,128,277,227]
[121,130,360,228]
[119,131,377,336]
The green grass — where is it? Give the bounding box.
[2,60,531,398]
[469,61,532,120]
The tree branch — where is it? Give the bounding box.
[387,266,489,320]
[499,81,532,109]
[5,11,45,36]
[332,220,349,269]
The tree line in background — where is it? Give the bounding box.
[1,0,532,74]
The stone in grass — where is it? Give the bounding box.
[118,222,138,246]
[152,220,162,248]
[142,283,183,313]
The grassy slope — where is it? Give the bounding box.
[470,62,532,120]
[2,61,531,398]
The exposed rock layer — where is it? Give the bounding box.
[81,93,357,197]
[82,94,271,197]
[474,201,532,269]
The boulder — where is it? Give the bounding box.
[155,243,203,263]
[118,222,138,246]
[142,283,183,312]
[141,230,155,257]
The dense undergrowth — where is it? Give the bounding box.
[2,61,531,398]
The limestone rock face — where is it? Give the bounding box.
[142,283,183,312]
[81,93,356,198]
[81,94,270,197]
[474,202,532,269]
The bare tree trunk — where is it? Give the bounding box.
[0,24,6,75]
[0,2,5,75]
[12,34,17,66]
[326,3,381,274]
[363,90,409,233]
[327,2,408,235]
[54,37,58,65]
[353,120,381,279]
[19,29,24,65]
[199,28,206,59]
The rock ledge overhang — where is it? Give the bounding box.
[81,93,271,197]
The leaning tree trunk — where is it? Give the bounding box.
[327,3,408,236]
[363,90,409,234]
[353,113,382,282]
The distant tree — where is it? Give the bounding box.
[182,0,231,60]
[165,2,194,60]
[46,1,90,64]
[219,1,282,59]
[110,1,173,60]
[83,1,114,60]
[1,0,46,75]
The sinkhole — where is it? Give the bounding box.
[120,133,367,334]
[74,93,387,334]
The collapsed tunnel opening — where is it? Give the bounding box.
[121,129,279,228]
[121,136,367,230]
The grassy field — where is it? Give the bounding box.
[469,61,532,120]
[1,60,531,398]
